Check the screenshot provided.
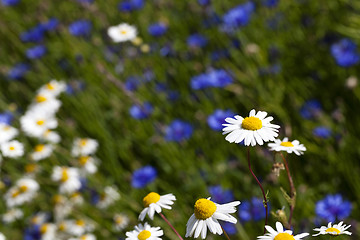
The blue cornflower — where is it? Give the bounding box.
[207,109,235,131]
[1,0,20,6]
[125,76,141,91]
[187,34,208,48]
[331,38,360,67]
[262,0,279,7]
[68,20,92,37]
[191,69,233,90]
[131,165,157,188]
[148,23,168,37]
[20,25,45,43]
[165,120,193,142]
[41,18,59,31]
[26,45,47,59]
[129,102,153,120]
[0,112,13,125]
[313,126,332,139]
[118,0,144,11]
[315,194,352,222]
[300,100,322,119]
[7,63,30,80]
[238,197,266,222]
[223,2,255,29]
[24,225,41,240]
[221,222,237,235]
[208,185,234,204]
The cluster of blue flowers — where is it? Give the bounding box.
[191,69,233,90]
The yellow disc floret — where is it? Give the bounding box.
[36,95,47,103]
[138,230,151,240]
[280,142,294,147]
[35,144,45,152]
[61,169,69,182]
[325,227,341,235]
[274,232,295,240]
[143,192,160,207]
[9,146,15,151]
[242,117,262,131]
[40,224,48,234]
[194,198,217,220]
[79,156,90,165]
[46,83,55,90]
[36,120,45,126]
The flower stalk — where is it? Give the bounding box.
[159,212,184,240]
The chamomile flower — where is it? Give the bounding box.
[78,156,98,174]
[0,123,18,144]
[222,109,280,146]
[40,223,57,240]
[257,222,309,240]
[51,166,81,194]
[313,221,351,236]
[29,92,61,115]
[108,23,137,42]
[1,140,24,158]
[2,208,23,223]
[38,80,66,97]
[139,192,176,221]
[185,198,240,239]
[126,222,163,240]
[96,186,120,209]
[71,138,98,157]
[268,138,306,155]
[5,178,40,207]
[64,219,93,236]
[20,112,58,138]
[30,144,53,161]
[0,233,4,240]
[113,213,130,231]
[41,130,61,144]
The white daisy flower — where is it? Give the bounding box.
[96,186,121,209]
[139,192,176,221]
[40,223,57,240]
[185,198,240,239]
[257,222,309,240]
[313,221,351,236]
[222,109,280,146]
[78,156,98,174]
[30,144,53,161]
[70,192,84,205]
[4,178,40,208]
[69,234,96,240]
[51,166,81,194]
[62,219,92,237]
[38,80,66,97]
[0,123,18,144]
[41,130,61,144]
[268,138,306,155]
[2,208,23,223]
[29,92,61,115]
[71,138,98,157]
[1,140,24,158]
[108,23,137,43]
[113,213,130,232]
[126,222,163,240]
[53,197,73,222]
[0,233,5,240]
[20,112,57,138]
[30,212,49,226]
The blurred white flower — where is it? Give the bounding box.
[108,23,137,42]
[113,213,130,232]
[5,178,39,207]
[37,80,67,97]
[30,144,53,161]
[52,166,81,194]
[313,221,351,236]
[20,111,57,138]
[39,223,57,240]
[268,137,306,155]
[78,156,98,174]
[96,186,120,209]
[2,208,23,223]
[1,140,24,158]
[41,130,61,144]
[0,123,18,144]
[71,138,98,157]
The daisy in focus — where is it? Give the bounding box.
[257,222,309,240]
[222,109,280,146]
[126,222,163,240]
[139,192,176,221]
[1,140,24,158]
[71,138,98,157]
[185,197,240,239]
[108,23,137,42]
[268,137,306,155]
[313,221,351,236]
[30,144,53,161]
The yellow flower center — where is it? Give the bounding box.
[115,216,124,224]
[40,224,48,234]
[25,163,37,173]
[280,142,294,147]
[326,227,341,235]
[143,192,160,207]
[194,198,217,220]
[34,144,45,152]
[61,169,69,182]
[138,230,151,240]
[11,190,20,198]
[80,236,87,240]
[36,120,45,126]
[121,30,127,35]
[9,146,15,151]
[36,95,47,103]
[58,222,66,231]
[242,116,262,131]
[79,156,90,165]
[274,233,295,240]
[3,126,10,131]
[46,83,55,90]
[19,185,28,192]
[76,219,85,226]
[80,139,87,146]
